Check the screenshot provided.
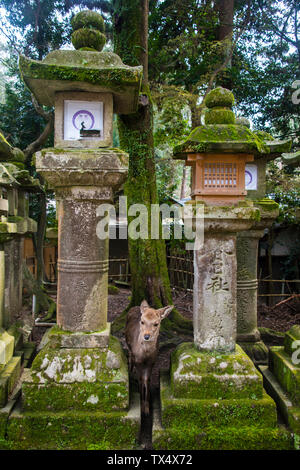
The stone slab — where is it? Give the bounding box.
[4,397,140,450]
[160,371,277,429]
[170,343,263,400]
[48,323,111,349]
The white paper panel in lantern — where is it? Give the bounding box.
[245,164,258,190]
[64,100,103,140]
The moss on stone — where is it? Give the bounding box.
[205,107,235,125]
[173,124,272,158]
[6,408,138,450]
[204,87,235,109]
[170,343,263,400]
[22,381,129,412]
[71,28,106,52]
[108,284,120,295]
[160,372,277,429]
[153,425,293,450]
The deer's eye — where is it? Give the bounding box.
[154,323,159,327]
[141,321,144,325]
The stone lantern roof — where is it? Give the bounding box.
[19,10,143,114]
[173,87,292,159]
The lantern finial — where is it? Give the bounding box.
[71,10,106,52]
[204,87,235,125]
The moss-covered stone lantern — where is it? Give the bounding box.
[174,87,292,206]
[9,11,142,449]
[154,88,295,450]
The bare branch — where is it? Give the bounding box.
[23,95,54,161]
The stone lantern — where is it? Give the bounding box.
[8,11,142,449]
[152,88,293,450]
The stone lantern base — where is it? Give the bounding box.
[153,343,293,450]
[0,328,140,449]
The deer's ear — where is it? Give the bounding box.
[140,299,149,314]
[159,305,174,320]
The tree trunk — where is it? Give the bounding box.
[216,0,234,89]
[112,0,192,333]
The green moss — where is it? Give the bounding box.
[71,28,106,52]
[205,107,235,125]
[161,372,277,429]
[22,381,129,412]
[204,87,235,109]
[173,124,271,158]
[170,343,263,400]
[108,284,120,295]
[20,55,141,93]
[71,10,105,33]
[153,425,293,450]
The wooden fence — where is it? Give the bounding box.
[108,252,300,306]
[28,250,300,306]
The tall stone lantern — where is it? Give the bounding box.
[9,11,142,449]
[152,88,293,450]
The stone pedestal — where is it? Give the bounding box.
[154,204,293,450]
[237,199,279,364]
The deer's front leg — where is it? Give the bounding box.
[140,365,152,416]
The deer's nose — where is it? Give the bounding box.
[144,334,150,341]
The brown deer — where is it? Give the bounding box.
[125,299,174,416]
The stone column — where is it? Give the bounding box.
[36,148,128,333]
[237,229,263,343]
[236,200,279,364]
[56,187,110,332]
[193,206,257,353]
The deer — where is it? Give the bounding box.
[125,299,174,417]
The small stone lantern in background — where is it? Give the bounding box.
[12,11,142,449]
